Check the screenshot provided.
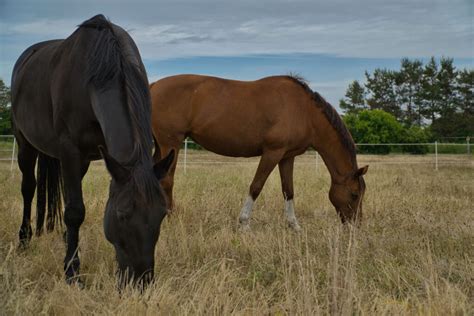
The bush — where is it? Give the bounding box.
[344,110,403,154]
[183,139,203,150]
[401,126,431,154]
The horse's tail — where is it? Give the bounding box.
[36,153,63,235]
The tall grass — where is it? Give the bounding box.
[0,155,473,315]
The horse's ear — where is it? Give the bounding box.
[153,149,175,180]
[354,165,369,178]
[98,146,130,183]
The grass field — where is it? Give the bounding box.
[0,153,473,315]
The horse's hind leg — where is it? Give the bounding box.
[278,157,301,231]
[239,149,285,230]
[16,134,38,245]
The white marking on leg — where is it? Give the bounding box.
[285,199,301,231]
[239,195,254,228]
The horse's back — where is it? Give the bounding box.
[12,39,63,107]
[151,74,314,157]
[12,40,63,87]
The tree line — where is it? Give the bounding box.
[0,79,11,135]
[1,57,472,154]
[340,57,473,141]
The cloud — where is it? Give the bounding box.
[130,23,222,45]
[123,6,472,60]
[0,0,472,87]
[0,19,76,37]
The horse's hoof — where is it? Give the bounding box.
[288,222,302,232]
[66,276,85,289]
[18,239,30,250]
[18,227,32,249]
[239,223,251,232]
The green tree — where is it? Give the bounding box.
[339,80,367,114]
[456,69,473,115]
[365,69,402,120]
[402,126,431,154]
[437,57,457,116]
[397,58,424,126]
[341,57,472,143]
[0,79,12,135]
[419,57,441,122]
[344,109,403,154]
[431,112,474,138]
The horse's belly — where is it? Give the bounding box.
[13,106,60,157]
[190,133,263,158]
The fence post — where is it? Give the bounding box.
[10,137,16,172]
[467,136,471,155]
[184,138,188,174]
[435,141,438,171]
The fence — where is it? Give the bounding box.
[179,139,472,173]
[0,135,16,172]
[1,135,472,173]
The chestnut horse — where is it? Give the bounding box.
[150,74,368,230]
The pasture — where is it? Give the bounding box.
[0,152,473,315]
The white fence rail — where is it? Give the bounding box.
[179,139,472,173]
[0,135,16,172]
[1,135,472,174]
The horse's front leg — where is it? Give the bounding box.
[60,147,87,284]
[278,156,301,231]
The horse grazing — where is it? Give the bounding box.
[11,15,174,287]
[150,74,368,230]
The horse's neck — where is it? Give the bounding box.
[311,112,355,182]
[90,87,137,163]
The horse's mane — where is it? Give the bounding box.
[287,74,357,166]
[80,15,152,160]
[80,15,159,199]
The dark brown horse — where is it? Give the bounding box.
[150,74,368,230]
[11,15,173,287]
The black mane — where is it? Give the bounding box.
[80,15,153,162]
[287,74,357,166]
[80,15,158,199]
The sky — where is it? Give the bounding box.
[0,0,472,110]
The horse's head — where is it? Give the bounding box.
[329,165,368,224]
[99,146,174,288]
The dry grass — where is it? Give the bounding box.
[0,153,473,315]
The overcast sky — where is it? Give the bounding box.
[0,0,472,109]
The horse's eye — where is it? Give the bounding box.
[351,193,359,200]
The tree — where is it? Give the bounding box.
[0,79,12,135]
[339,80,367,114]
[340,56,472,144]
[419,57,441,122]
[456,69,473,115]
[430,111,474,138]
[365,69,402,120]
[402,126,431,154]
[397,58,424,126]
[437,57,457,116]
[344,109,403,154]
